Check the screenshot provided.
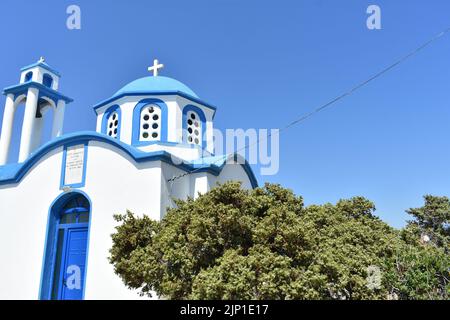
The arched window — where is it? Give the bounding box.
[59,196,90,224]
[106,111,120,138]
[132,99,168,146]
[41,192,91,300]
[102,105,121,139]
[139,104,161,141]
[186,111,202,145]
[25,71,33,82]
[43,74,53,88]
[183,105,206,147]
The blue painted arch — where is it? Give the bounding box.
[182,104,208,149]
[101,105,122,139]
[132,98,168,146]
[39,190,92,300]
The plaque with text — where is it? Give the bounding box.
[63,144,85,186]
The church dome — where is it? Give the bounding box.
[113,76,199,99]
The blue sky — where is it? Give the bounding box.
[1,0,450,228]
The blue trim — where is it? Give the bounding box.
[131,98,168,146]
[63,207,89,214]
[58,222,89,229]
[0,131,258,188]
[93,91,216,116]
[60,142,88,189]
[39,190,92,300]
[101,105,122,139]
[55,225,68,299]
[21,61,61,77]
[182,104,208,149]
[3,82,73,104]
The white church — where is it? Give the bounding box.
[0,58,257,300]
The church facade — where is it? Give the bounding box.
[0,59,257,300]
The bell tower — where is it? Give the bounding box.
[0,58,73,164]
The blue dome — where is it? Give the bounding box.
[113,76,198,98]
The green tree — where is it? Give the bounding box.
[383,244,449,300]
[109,182,449,300]
[403,195,450,251]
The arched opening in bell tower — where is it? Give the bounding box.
[4,96,56,163]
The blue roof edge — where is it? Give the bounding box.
[3,82,73,103]
[0,132,257,188]
[20,62,62,77]
[93,91,217,114]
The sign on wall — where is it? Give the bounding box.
[62,144,86,187]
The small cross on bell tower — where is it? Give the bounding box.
[148,59,164,77]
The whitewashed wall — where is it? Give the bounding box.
[80,142,162,300]
[0,142,162,299]
[0,148,63,300]
[0,140,254,300]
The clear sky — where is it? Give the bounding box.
[1,0,449,228]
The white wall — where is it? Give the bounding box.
[160,161,255,221]
[138,143,207,161]
[81,141,162,300]
[0,142,162,300]
[0,148,63,300]
[160,162,190,218]
[0,140,254,300]
[216,163,254,190]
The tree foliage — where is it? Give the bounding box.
[109,182,449,300]
[402,195,450,251]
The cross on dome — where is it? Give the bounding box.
[148,59,164,77]
[38,56,45,63]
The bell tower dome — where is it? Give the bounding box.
[0,58,73,164]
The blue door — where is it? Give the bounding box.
[60,228,88,300]
[50,195,90,300]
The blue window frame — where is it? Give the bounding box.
[40,192,91,300]
[101,105,121,139]
[132,98,168,146]
[182,105,207,148]
[43,74,53,88]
